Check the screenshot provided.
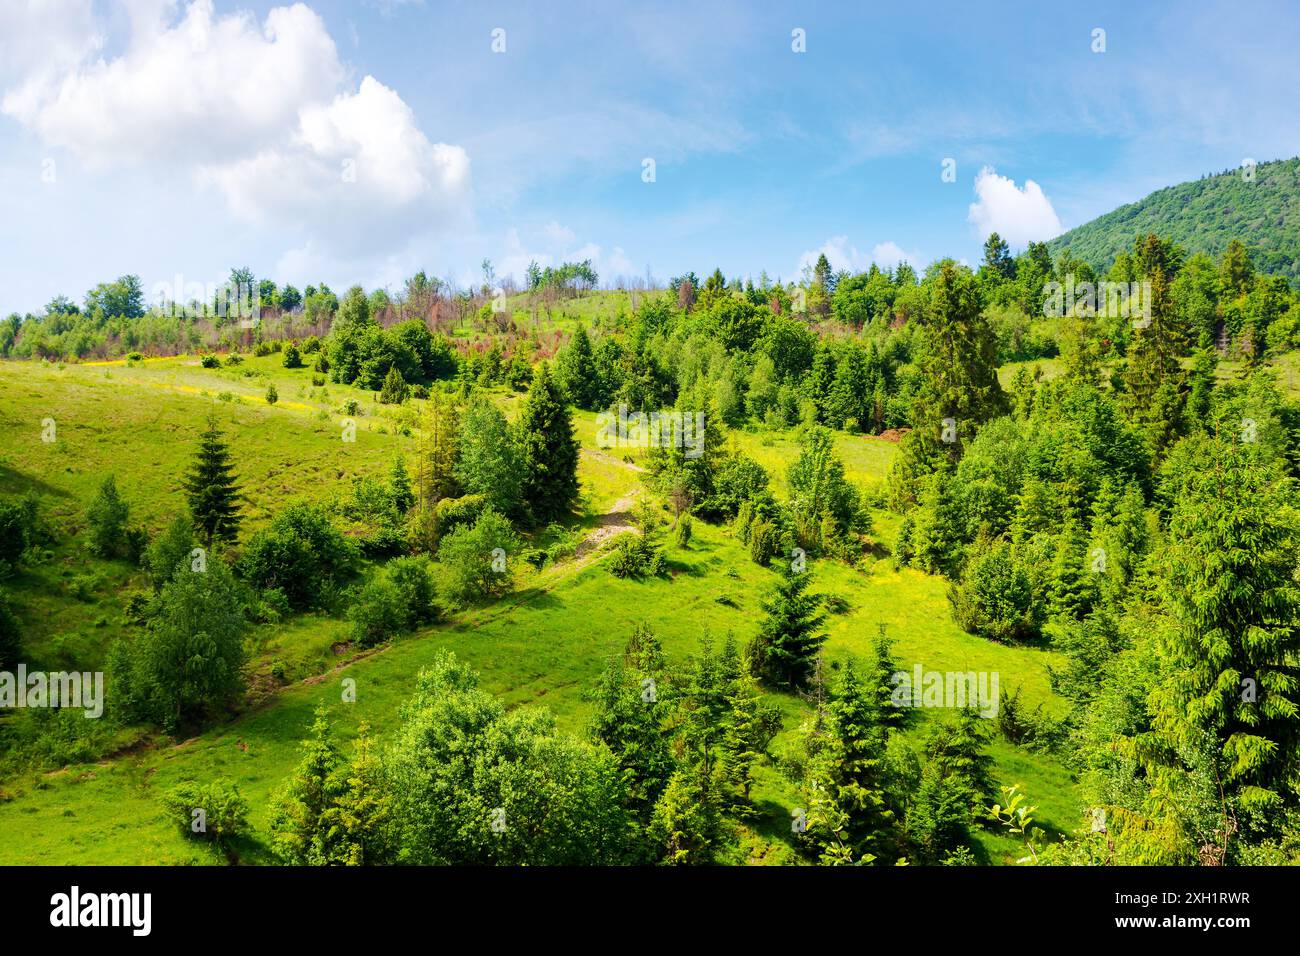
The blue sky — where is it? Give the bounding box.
[1,0,1298,313]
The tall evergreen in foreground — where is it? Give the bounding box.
[750,568,826,691]
[184,417,242,546]
[518,362,580,523]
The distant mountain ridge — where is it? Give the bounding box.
[1047,157,1300,284]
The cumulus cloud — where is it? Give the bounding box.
[967,166,1062,248]
[1,0,469,253]
[798,236,922,275]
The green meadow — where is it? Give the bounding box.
[0,354,1077,865]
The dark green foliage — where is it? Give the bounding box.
[146,513,197,591]
[386,652,631,865]
[379,365,409,404]
[1047,158,1300,284]
[239,503,358,610]
[802,660,899,864]
[924,707,996,820]
[183,418,242,546]
[0,590,21,671]
[86,475,130,558]
[162,781,249,844]
[518,363,580,523]
[121,556,247,731]
[751,568,826,690]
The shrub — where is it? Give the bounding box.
[386,555,438,628]
[948,541,1037,642]
[302,335,322,354]
[200,354,220,369]
[748,518,778,566]
[254,341,273,357]
[348,576,405,648]
[607,532,665,579]
[282,343,303,368]
[162,781,249,843]
[265,383,278,404]
[127,351,144,362]
[239,504,359,610]
[674,514,693,548]
[224,353,243,366]
[436,507,518,607]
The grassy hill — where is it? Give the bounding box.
[1047,156,1300,282]
[0,355,1077,865]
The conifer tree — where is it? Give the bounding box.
[870,625,908,729]
[648,763,723,865]
[1151,437,1300,818]
[889,261,1006,505]
[86,474,130,558]
[1121,268,1186,460]
[183,417,242,546]
[417,390,460,506]
[588,626,673,829]
[389,456,414,514]
[803,660,897,864]
[719,675,768,804]
[270,705,344,864]
[925,706,996,819]
[379,365,409,404]
[807,343,836,424]
[518,362,580,523]
[555,323,599,409]
[752,567,826,690]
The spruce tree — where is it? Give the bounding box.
[871,625,908,729]
[803,660,897,864]
[86,474,130,558]
[417,390,460,505]
[518,362,580,523]
[1151,437,1300,818]
[588,626,673,830]
[184,417,242,546]
[925,706,996,819]
[889,261,1006,505]
[753,567,826,690]
[556,324,599,409]
[1120,267,1186,460]
[379,365,409,404]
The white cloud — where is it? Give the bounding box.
[798,236,921,275]
[0,0,101,85]
[967,166,1062,248]
[491,224,636,288]
[1,0,469,256]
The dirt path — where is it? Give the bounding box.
[575,489,641,557]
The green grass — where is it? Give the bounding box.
[0,355,1079,865]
